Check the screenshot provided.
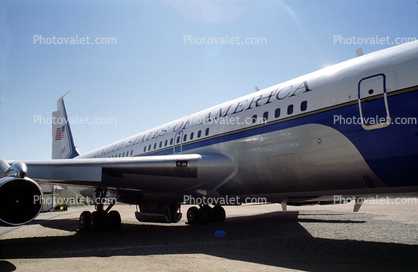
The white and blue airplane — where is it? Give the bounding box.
[1,41,418,231]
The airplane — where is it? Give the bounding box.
[1,41,418,232]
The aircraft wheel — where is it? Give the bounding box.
[79,211,91,231]
[213,206,226,222]
[90,211,103,232]
[187,207,200,224]
[200,206,212,224]
[108,210,121,231]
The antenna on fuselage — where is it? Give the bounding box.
[356,48,363,57]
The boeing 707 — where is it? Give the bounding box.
[1,41,418,231]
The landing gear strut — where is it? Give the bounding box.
[186,205,226,224]
[78,188,121,232]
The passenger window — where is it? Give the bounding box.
[165,140,168,147]
[190,132,194,140]
[143,146,146,152]
[130,150,133,156]
[205,128,209,136]
[159,141,162,148]
[183,134,187,142]
[252,115,257,124]
[301,101,307,111]
[275,108,281,118]
[170,138,173,145]
[176,136,180,144]
[154,143,157,149]
[263,111,268,122]
[287,105,294,115]
[197,130,201,138]
[148,144,151,151]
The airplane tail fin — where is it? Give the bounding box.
[52,91,80,159]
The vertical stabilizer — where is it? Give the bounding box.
[52,91,80,159]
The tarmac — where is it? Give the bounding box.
[1,200,418,271]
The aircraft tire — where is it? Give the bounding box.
[200,206,212,224]
[187,207,200,224]
[90,211,103,232]
[108,210,121,231]
[79,211,91,231]
[213,206,226,222]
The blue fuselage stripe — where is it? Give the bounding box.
[151,90,418,187]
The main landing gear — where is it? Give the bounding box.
[78,188,121,232]
[186,205,226,224]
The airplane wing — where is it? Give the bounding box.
[12,154,235,194]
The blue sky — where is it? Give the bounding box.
[1,0,418,160]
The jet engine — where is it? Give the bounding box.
[0,160,43,225]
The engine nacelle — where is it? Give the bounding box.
[0,176,43,226]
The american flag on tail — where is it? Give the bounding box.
[55,125,65,141]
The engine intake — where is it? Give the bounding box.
[0,176,43,225]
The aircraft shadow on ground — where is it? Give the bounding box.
[1,211,418,271]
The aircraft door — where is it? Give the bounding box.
[173,131,183,154]
[358,74,391,130]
